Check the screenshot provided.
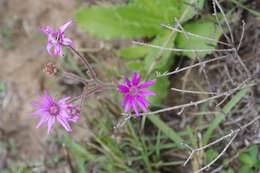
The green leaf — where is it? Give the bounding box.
[127,61,143,72]
[144,30,175,73]
[223,168,235,173]
[239,153,256,167]
[118,46,148,59]
[133,0,181,22]
[149,77,170,104]
[176,19,222,59]
[76,4,164,39]
[148,115,183,145]
[179,0,205,22]
[206,149,218,164]
[239,165,254,173]
[248,145,259,159]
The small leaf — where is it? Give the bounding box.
[206,149,218,164]
[127,61,143,72]
[176,19,222,59]
[239,153,256,167]
[118,46,148,59]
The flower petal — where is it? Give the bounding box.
[124,77,131,87]
[122,95,132,112]
[136,96,149,112]
[62,37,74,47]
[132,73,141,85]
[59,20,72,33]
[131,99,140,116]
[47,117,55,134]
[36,115,49,128]
[140,89,156,96]
[54,44,64,57]
[139,80,156,88]
[46,43,55,57]
[119,85,129,93]
[40,26,54,35]
[137,99,148,112]
[58,97,71,105]
[57,117,72,132]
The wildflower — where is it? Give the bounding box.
[40,20,74,57]
[66,104,80,122]
[118,73,156,116]
[32,90,79,134]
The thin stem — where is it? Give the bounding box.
[133,41,235,53]
[161,24,231,47]
[171,87,217,95]
[156,55,228,77]
[68,45,97,79]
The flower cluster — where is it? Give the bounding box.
[34,20,156,134]
[32,91,80,134]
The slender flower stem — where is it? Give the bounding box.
[67,45,97,79]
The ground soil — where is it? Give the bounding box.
[0,0,79,171]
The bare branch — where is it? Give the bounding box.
[161,23,231,47]
[133,41,235,53]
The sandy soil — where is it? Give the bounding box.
[0,0,79,170]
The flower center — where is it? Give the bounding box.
[55,34,62,43]
[129,86,139,96]
[49,104,60,116]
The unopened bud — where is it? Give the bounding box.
[43,62,58,76]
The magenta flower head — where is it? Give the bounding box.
[31,90,80,134]
[118,73,156,116]
[40,20,74,57]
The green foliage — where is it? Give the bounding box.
[148,115,183,145]
[75,0,223,104]
[223,145,260,173]
[175,20,223,58]
[203,88,249,145]
[206,149,219,164]
[118,46,148,59]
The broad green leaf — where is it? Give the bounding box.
[239,153,257,167]
[176,19,222,59]
[127,61,143,72]
[118,46,148,59]
[133,0,181,22]
[148,115,183,145]
[76,5,164,39]
[144,30,175,73]
[149,77,170,104]
[179,0,205,22]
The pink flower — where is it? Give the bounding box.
[32,90,80,134]
[40,20,74,57]
[118,73,156,116]
[66,104,80,122]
